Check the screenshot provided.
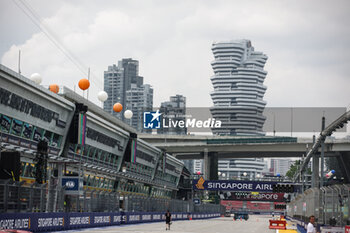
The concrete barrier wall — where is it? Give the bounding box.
[0,212,220,232]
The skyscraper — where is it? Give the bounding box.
[210,39,268,135]
[125,83,153,132]
[103,64,124,118]
[157,95,187,135]
[210,39,268,179]
[104,58,153,131]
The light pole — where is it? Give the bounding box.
[273,112,276,136]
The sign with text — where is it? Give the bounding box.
[193,198,201,205]
[227,192,285,202]
[61,177,82,194]
[193,177,278,192]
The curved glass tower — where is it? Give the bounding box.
[210,39,268,135]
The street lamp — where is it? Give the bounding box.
[273,112,276,136]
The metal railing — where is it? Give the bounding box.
[122,195,221,213]
[287,184,350,227]
[0,180,54,213]
[0,180,222,214]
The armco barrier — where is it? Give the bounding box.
[0,212,220,232]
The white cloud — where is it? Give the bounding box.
[1,0,350,109]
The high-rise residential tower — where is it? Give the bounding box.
[125,83,153,132]
[210,40,268,179]
[103,64,124,118]
[104,58,153,131]
[210,39,268,135]
[157,95,187,135]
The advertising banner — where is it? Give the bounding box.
[225,192,285,202]
[193,177,278,192]
[0,212,218,232]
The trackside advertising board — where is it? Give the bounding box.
[227,192,285,202]
[0,212,220,232]
[193,177,278,192]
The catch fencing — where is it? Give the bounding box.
[0,180,221,214]
[287,184,350,227]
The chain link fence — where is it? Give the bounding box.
[0,180,222,214]
[287,184,350,227]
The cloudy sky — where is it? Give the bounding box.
[1,0,350,109]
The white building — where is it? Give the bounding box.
[193,160,203,174]
[210,39,269,179]
[125,83,153,132]
[218,158,266,179]
[270,158,292,176]
[157,95,187,135]
[210,39,268,135]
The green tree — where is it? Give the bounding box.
[285,160,311,180]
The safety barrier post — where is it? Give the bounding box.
[269,219,287,230]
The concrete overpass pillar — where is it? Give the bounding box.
[203,149,218,180]
[203,148,209,180]
[312,154,319,188]
[209,152,218,180]
[338,152,350,183]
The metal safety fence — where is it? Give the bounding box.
[0,180,222,214]
[287,184,350,227]
[123,195,221,214]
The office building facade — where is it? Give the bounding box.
[125,83,153,132]
[104,58,153,132]
[103,64,124,118]
[269,158,292,176]
[157,94,187,135]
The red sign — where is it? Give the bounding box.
[345,225,350,233]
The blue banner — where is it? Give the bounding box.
[0,212,219,232]
[193,177,279,192]
[62,177,80,191]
